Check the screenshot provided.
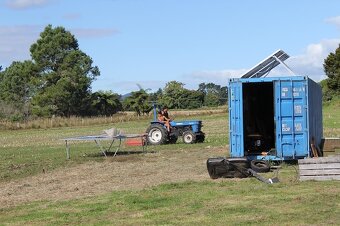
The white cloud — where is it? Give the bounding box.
[269,39,340,81]
[0,25,119,67]
[325,16,340,29]
[184,69,247,87]
[5,0,51,9]
[0,25,41,65]
[186,39,340,84]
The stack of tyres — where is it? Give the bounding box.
[207,157,250,179]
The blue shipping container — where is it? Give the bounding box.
[228,76,322,160]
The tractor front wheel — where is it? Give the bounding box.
[182,131,196,144]
[146,124,168,145]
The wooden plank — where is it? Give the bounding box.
[299,169,340,176]
[299,163,340,170]
[300,175,340,181]
[323,149,335,153]
[323,137,340,151]
[298,156,340,164]
[310,142,318,157]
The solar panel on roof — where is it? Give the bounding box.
[241,49,290,78]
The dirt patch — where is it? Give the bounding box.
[0,146,227,208]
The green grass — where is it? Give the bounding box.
[1,177,339,225]
[0,102,339,225]
[323,97,340,130]
[0,113,228,182]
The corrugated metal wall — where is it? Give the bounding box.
[228,76,323,160]
[307,78,323,153]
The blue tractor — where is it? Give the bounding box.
[146,104,205,145]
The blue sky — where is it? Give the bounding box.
[1,0,340,94]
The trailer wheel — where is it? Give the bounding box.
[182,131,196,144]
[250,160,270,173]
[146,124,168,145]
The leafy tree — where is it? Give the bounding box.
[161,81,185,109]
[218,86,228,105]
[179,89,204,109]
[0,61,38,117]
[30,25,100,117]
[324,44,340,96]
[204,92,220,106]
[198,82,228,106]
[90,91,122,116]
[123,90,152,116]
[149,88,163,102]
[319,79,334,102]
[159,81,204,109]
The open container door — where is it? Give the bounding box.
[228,80,244,157]
[274,78,308,160]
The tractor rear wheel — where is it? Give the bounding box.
[182,131,196,144]
[146,124,168,145]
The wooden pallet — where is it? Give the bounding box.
[298,156,340,181]
[322,137,340,152]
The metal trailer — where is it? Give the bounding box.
[62,133,147,159]
[228,76,323,161]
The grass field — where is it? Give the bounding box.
[0,103,339,225]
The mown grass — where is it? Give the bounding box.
[0,177,339,225]
[0,113,228,182]
[0,102,339,225]
[0,101,338,182]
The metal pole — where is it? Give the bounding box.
[107,139,115,152]
[273,55,295,76]
[94,140,107,157]
[153,102,157,121]
[113,138,122,157]
[66,140,70,160]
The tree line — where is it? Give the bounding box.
[0,25,228,121]
[124,81,228,116]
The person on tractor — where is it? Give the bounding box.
[157,111,164,121]
[157,107,171,132]
[162,107,171,121]
[162,107,172,132]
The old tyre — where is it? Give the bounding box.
[250,160,270,173]
[146,124,168,145]
[182,130,196,144]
